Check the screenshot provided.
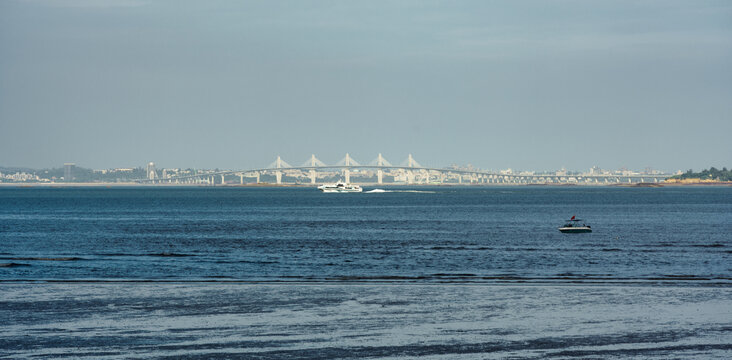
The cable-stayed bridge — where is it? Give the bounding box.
[139,154,671,185]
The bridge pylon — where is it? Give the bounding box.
[345,153,351,183]
[337,153,361,184]
[377,153,384,184]
[398,154,422,168]
[269,155,293,185]
[368,153,393,184]
[306,154,323,184]
[276,156,282,184]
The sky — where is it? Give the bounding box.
[1,0,730,172]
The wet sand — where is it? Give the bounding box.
[2,283,730,359]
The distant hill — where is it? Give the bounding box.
[668,167,732,182]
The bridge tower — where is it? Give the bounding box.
[344,153,352,184]
[276,156,283,184]
[309,154,318,184]
[377,153,385,184]
[407,154,415,184]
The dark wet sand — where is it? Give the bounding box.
[1,283,731,359]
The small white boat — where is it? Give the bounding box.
[318,182,362,193]
[559,216,592,233]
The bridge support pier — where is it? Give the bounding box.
[240,174,244,185]
[310,169,316,184]
[377,169,383,184]
[276,171,282,185]
[256,172,260,184]
[407,170,414,184]
[221,175,225,185]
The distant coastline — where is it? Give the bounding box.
[1,181,730,188]
[667,167,731,183]
[663,178,732,186]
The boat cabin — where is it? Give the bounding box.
[559,216,592,233]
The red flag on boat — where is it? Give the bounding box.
[571,215,575,220]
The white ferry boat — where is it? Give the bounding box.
[318,182,363,193]
[558,216,592,233]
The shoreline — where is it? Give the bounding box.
[1,182,730,188]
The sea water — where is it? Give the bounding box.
[0,186,730,282]
[1,186,731,359]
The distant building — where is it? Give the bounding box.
[64,163,75,181]
[147,162,156,180]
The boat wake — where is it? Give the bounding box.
[365,189,436,194]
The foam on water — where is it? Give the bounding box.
[365,188,436,193]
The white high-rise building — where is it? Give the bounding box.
[147,162,156,180]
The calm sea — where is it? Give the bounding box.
[1,186,730,283]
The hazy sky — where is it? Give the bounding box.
[1,0,730,171]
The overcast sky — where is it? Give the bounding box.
[1,0,730,172]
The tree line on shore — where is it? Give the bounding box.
[669,167,732,181]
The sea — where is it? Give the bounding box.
[1,186,731,358]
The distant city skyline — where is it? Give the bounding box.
[0,157,686,174]
[0,159,675,186]
[0,156,681,177]
[1,1,730,171]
